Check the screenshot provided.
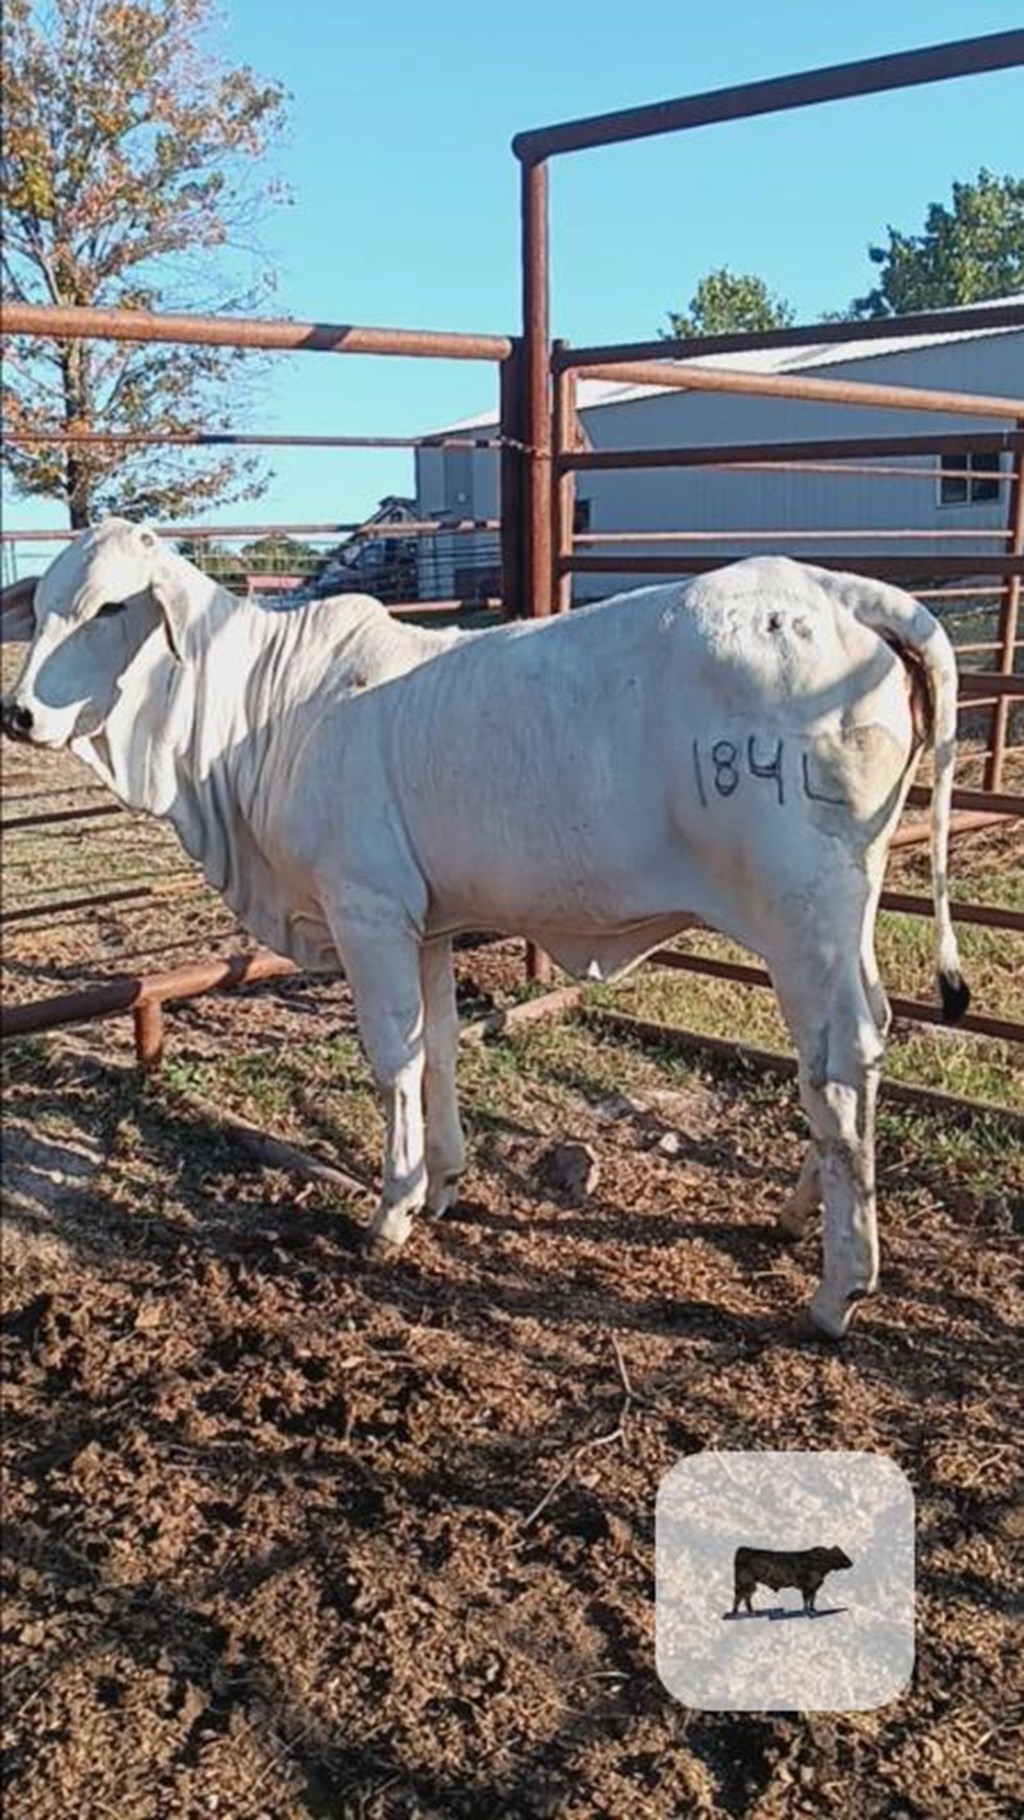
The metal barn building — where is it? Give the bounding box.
[414,306,1024,604]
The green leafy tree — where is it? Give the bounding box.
[849,171,1024,318]
[239,534,320,577]
[174,535,245,590]
[2,0,288,527]
[663,268,796,340]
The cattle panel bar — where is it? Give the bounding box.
[1,951,297,1047]
[564,432,1024,474]
[647,949,1024,1045]
[579,360,1024,421]
[499,339,527,619]
[584,1007,1024,1132]
[520,159,553,980]
[0,302,512,362]
[512,31,1024,163]
[558,300,1024,370]
[551,344,577,615]
[987,427,1024,791]
[2,431,506,451]
[0,518,498,542]
[567,555,1024,578]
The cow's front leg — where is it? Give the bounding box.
[421,938,464,1217]
[332,912,428,1254]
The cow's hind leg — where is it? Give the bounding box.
[331,909,428,1253]
[779,869,890,1246]
[772,953,884,1339]
[421,938,465,1218]
[777,1145,821,1240]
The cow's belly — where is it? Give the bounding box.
[424,902,703,982]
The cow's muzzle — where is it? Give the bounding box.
[2,701,35,741]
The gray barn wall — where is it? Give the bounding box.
[415,331,1022,603]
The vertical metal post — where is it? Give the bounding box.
[499,340,525,620]
[520,156,552,622]
[133,999,165,1071]
[520,153,553,981]
[551,343,577,614]
[985,425,1023,792]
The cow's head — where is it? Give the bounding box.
[825,1547,853,1570]
[1,518,194,752]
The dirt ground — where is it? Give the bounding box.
[3,937,1023,1820]
[3,640,1023,1816]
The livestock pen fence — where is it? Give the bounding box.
[508,28,1024,1097]
[2,28,1023,1113]
[0,309,528,1059]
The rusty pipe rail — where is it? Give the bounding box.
[565,554,1024,579]
[647,948,1024,1045]
[513,30,1024,162]
[573,527,1012,543]
[562,432,1024,473]
[0,301,512,362]
[0,518,498,543]
[2,801,126,831]
[0,948,297,1068]
[579,360,1024,422]
[987,421,1024,790]
[1,430,506,451]
[558,301,1024,370]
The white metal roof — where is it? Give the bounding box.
[432,297,1024,434]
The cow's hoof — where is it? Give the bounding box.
[775,1204,813,1244]
[805,1284,874,1341]
[426,1171,462,1219]
[362,1230,401,1262]
[364,1203,414,1256]
[790,1304,839,1344]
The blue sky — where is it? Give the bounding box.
[4,0,1023,545]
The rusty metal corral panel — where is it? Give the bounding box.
[510,29,1024,1094]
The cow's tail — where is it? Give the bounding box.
[809,566,970,1024]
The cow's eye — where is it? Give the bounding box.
[96,601,124,620]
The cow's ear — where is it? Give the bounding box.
[143,534,189,661]
[0,577,38,645]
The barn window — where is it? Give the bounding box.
[939,450,1002,505]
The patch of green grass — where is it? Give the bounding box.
[877,1100,1022,1205]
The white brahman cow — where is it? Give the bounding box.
[1,519,970,1337]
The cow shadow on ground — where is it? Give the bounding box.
[6,1058,1020,1395]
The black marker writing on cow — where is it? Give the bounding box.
[691,735,856,811]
